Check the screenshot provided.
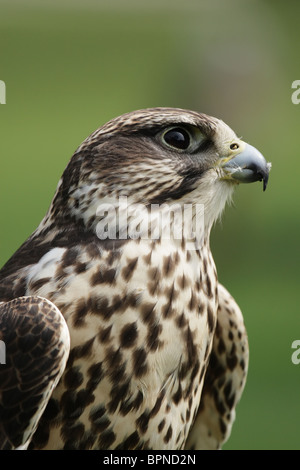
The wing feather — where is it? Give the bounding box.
[185,283,249,450]
[0,296,70,449]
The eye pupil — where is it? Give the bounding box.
[163,127,190,150]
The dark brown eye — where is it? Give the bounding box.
[163,127,191,150]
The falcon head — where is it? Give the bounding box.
[42,108,271,237]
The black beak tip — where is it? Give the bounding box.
[262,173,269,192]
[251,160,270,192]
[258,165,270,191]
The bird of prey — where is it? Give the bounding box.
[0,108,270,450]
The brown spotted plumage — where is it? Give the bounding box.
[0,296,70,449]
[0,108,270,449]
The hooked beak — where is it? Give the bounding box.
[221,142,271,191]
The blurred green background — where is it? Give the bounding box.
[0,0,299,450]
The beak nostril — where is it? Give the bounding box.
[230,143,239,150]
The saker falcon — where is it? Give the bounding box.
[0,108,271,450]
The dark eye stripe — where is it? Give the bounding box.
[192,138,213,154]
[148,173,201,204]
